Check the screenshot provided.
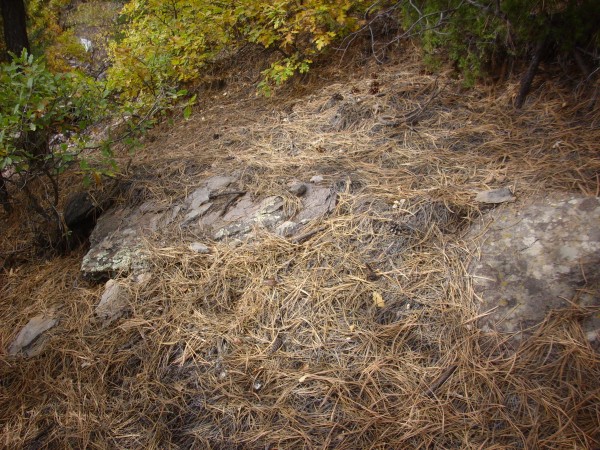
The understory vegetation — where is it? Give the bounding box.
[0,0,599,243]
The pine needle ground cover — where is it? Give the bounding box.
[1,51,599,448]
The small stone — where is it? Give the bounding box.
[189,242,210,254]
[310,175,324,184]
[134,272,152,285]
[289,182,307,197]
[230,239,243,248]
[475,187,516,204]
[8,313,57,357]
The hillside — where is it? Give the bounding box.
[1,47,599,448]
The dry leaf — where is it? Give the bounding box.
[298,374,309,383]
[373,291,385,308]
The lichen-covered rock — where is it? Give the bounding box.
[81,175,337,278]
[469,194,600,344]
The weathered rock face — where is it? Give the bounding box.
[81,175,336,278]
[469,194,600,344]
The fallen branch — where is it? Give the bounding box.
[291,226,327,244]
[425,365,458,397]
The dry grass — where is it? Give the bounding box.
[1,48,599,449]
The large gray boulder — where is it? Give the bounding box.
[469,194,600,345]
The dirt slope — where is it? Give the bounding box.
[1,50,599,449]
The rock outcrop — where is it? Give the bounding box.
[469,194,600,345]
[81,174,336,278]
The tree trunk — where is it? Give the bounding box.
[1,0,30,58]
[515,38,546,109]
[1,0,31,211]
[0,174,12,213]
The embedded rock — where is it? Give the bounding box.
[289,182,307,197]
[296,184,336,223]
[469,194,600,344]
[81,174,337,278]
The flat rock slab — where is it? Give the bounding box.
[475,187,516,204]
[8,313,58,357]
[81,175,337,278]
[469,194,600,344]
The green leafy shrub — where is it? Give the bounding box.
[398,0,600,84]
[107,0,367,102]
[0,50,110,241]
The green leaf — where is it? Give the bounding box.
[183,105,192,120]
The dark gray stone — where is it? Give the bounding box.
[289,182,308,197]
[64,191,102,239]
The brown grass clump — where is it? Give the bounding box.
[1,49,599,448]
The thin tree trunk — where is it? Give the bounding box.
[515,39,546,109]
